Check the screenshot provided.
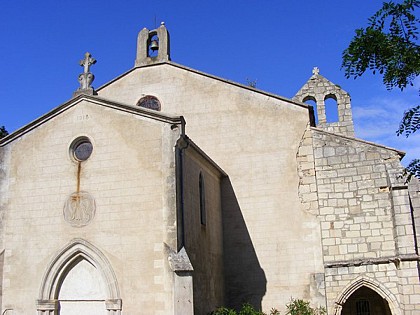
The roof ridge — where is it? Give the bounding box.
[0,94,183,146]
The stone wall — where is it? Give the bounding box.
[408,178,420,256]
[311,129,415,261]
[293,69,355,137]
[296,126,318,215]
[298,126,420,314]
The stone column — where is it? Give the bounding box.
[168,247,194,315]
[388,168,417,256]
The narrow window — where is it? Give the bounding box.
[199,173,206,225]
[356,299,370,315]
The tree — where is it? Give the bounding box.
[285,299,326,315]
[0,126,8,139]
[342,0,420,179]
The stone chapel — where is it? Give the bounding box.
[0,24,419,315]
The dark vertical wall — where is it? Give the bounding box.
[182,148,225,315]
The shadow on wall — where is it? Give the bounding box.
[222,178,267,310]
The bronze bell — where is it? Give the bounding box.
[150,39,159,51]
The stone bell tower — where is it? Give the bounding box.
[135,22,170,67]
[293,67,355,137]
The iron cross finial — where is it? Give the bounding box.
[80,52,96,74]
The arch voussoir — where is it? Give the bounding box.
[36,239,122,315]
[333,276,401,315]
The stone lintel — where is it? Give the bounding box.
[324,254,420,269]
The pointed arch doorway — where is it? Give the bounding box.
[334,277,400,315]
[36,239,122,315]
[341,286,392,315]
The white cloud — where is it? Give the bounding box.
[352,93,420,166]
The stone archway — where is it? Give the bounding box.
[36,239,122,315]
[333,277,400,315]
[341,286,391,315]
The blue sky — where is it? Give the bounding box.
[1,1,419,164]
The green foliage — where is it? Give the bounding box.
[285,299,326,315]
[209,306,238,315]
[0,126,8,139]
[209,300,323,315]
[342,0,420,90]
[397,105,420,183]
[398,105,420,183]
[402,158,420,181]
[209,304,260,315]
[209,303,267,315]
[239,303,265,315]
[342,0,420,180]
[397,105,420,136]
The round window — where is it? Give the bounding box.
[70,137,93,161]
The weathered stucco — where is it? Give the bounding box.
[0,25,419,315]
[1,99,183,314]
[98,62,325,311]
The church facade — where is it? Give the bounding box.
[0,24,419,315]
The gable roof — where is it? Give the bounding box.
[0,94,185,147]
[311,126,405,158]
[96,61,309,110]
[294,72,350,101]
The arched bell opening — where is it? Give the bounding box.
[302,95,318,126]
[135,23,170,66]
[324,93,339,123]
[147,32,159,58]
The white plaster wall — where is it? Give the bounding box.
[1,100,179,314]
[98,64,325,311]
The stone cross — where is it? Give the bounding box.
[312,67,320,75]
[73,52,97,97]
[80,52,96,74]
